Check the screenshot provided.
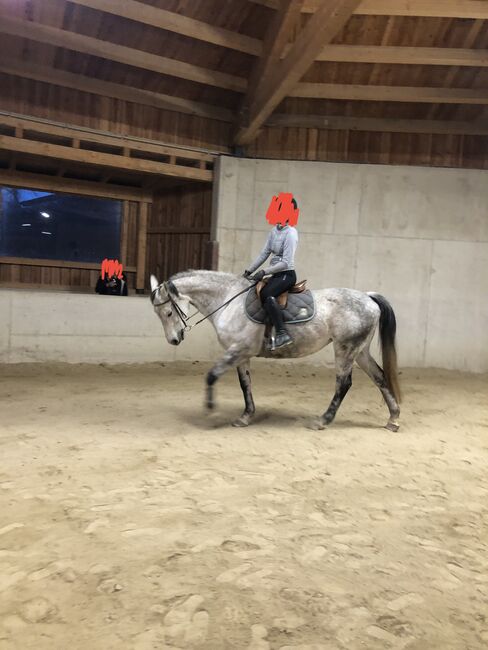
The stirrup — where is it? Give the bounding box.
[271,331,293,351]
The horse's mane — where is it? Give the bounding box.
[170,269,237,282]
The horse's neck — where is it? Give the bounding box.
[173,272,238,315]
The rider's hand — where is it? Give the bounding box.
[243,269,252,279]
[252,270,266,282]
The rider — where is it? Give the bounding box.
[244,193,299,350]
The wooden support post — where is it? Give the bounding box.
[136,201,149,292]
[120,200,129,266]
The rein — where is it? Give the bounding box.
[151,280,257,332]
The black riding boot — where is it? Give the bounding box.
[264,296,293,350]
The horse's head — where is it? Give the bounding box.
[150,274,190,346]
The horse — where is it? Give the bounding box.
[149,270,401,431]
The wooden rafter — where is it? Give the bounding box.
[72,0,261,56]
[315,45,488,67]
[291,83,488,103]
[244,0,304,113]
[0,16,246,93]
[235,0,362,145]
[64,1,488,66]
[268,114,488,135]
[0,58,234,124]
[250,0,488,19]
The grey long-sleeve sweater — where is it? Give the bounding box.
[247,225,298,275]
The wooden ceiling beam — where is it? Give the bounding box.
[315,45,488,67]
[0,57,234,124]
[358,0,488,18]
[267,113,488,135]
[236,0,362,145]
[250,0,488,19]
[0,15,246,93]
[241,0,304,121]
[72,0,262,56]
[291,83,488,103]
[0,169,146,201]
[54,2,488,62]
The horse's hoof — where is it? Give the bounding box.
[385,420,400,432]
[232,415,251,427]
[307,417,326,431]
[206,400,215,411]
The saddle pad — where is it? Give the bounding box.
[245,286,316,325]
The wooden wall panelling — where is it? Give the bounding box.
[246,126,488,169]
[0,73,232,151]
[146,183,213,288]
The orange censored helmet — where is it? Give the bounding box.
[101,258,124,280]
[265,192,299,226]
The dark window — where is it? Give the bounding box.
[0,187,121,263]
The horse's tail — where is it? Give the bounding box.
[367,293,402,404]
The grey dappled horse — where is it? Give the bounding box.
[150,270,401,431]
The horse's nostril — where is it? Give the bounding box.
[170,338,179,345]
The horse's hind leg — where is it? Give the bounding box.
[356,348,400,432]
[233,360,255,427]
[316,345,355,429]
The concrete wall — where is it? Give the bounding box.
[0,289,219,364]
[216,156,488,372]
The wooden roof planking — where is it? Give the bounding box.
[0,0,488,170]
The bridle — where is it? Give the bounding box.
[151,281,193,332]
[151,279,257,332]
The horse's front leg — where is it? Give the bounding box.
[206,346,248,411]
[313,342,355,430]
[233,360,255,427]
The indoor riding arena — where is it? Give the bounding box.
[1,2,487,649]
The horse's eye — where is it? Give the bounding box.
[167,311,172,318]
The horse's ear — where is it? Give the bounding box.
[167,280,180,297]
[150,275,159,292]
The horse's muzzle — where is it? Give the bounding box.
[170,329,185,345]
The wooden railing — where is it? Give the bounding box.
[0,112,215,183]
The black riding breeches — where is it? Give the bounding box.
[260,270,297,304]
